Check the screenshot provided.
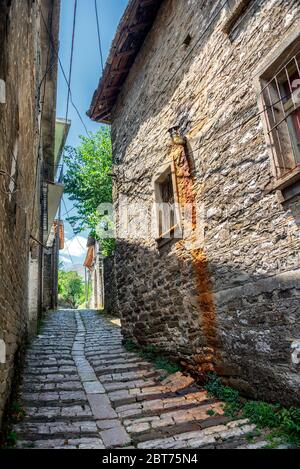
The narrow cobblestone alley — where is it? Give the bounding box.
[13,310,272,450]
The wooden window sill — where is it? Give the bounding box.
[156,224,182,249]
[266,166,300,193]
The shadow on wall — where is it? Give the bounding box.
[115,235,300,407]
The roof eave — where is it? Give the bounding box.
[88,0,164,124]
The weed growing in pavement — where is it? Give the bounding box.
[0,401,26,449]
[123,340,180,375]
[205,373,300,448]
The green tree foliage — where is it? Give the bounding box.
[58,270,85,309]
[63,127,115,256]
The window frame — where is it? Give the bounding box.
[152,161,182,248]
[254,27,300,192]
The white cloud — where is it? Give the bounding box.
[61,236,87,259]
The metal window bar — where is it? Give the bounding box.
[261,52,300,179]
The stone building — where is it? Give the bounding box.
[103,254,118,316]
[0,0,61,426]
[43,118,70,312]
[84,237,118,314]
[84,238,105,310]
[89,0,300,405]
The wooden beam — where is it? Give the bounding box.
[110,67,130,75]
[140,0,157,7]
[115,49,136,58]
[95,111,111,124]
[103,85,121,93]
[127,22,151,33]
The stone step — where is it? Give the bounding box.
[86,346,124,351]
[21,391,87,407]
[94,361,153,374]
[24,361,75,368]
[108,385,200,407]
[16,438,105,449]
[13,421,99,441]
[22,374,80,384]
[25,354,73,360]
[21,381,83,392]
[23,367,77,375]
[137,420,256,449]
[89,352,136,360]
[90,356,142,367]
[103,378,157,393]
[99,369,162,384]
[23,405,93,421]
[27,348,73,353]
[115,391,214,419]
[123,402,226,442]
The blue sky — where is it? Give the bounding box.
[57,0,128,268]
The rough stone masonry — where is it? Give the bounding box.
[0,0,60,427]
[90,0,300,406]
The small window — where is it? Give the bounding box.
[223,0,253,36]
[158,172,175,236]
[260,48,300,181]
[153,164,182,247]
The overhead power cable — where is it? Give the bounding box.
[57,0,78,185]
[63,239,76,267]
[94,0,104,73]
[37,1,91,139]
[65,0,78,123]
[62,197,86,251]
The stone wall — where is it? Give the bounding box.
[28,246,39,339]
[43,247,54,312]
[103,255,118,316]
[111,0,300,405]
[0,0,60,426]
[43,226,60,313]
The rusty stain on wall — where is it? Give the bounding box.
[171,142,218,374]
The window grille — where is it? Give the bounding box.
[261,52,300,179]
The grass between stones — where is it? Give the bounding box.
[205,373,300,448]
[0,401,26,449]
[123,340,180,377]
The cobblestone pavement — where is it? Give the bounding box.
[14,310,271,449]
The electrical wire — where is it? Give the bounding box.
[62,205,77,218]
[37,1,91,140]
[62,238,76,267]
[94,0,104,73]
[62,197,86,251]
[56,0,78,185]
[65,0,78,124]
